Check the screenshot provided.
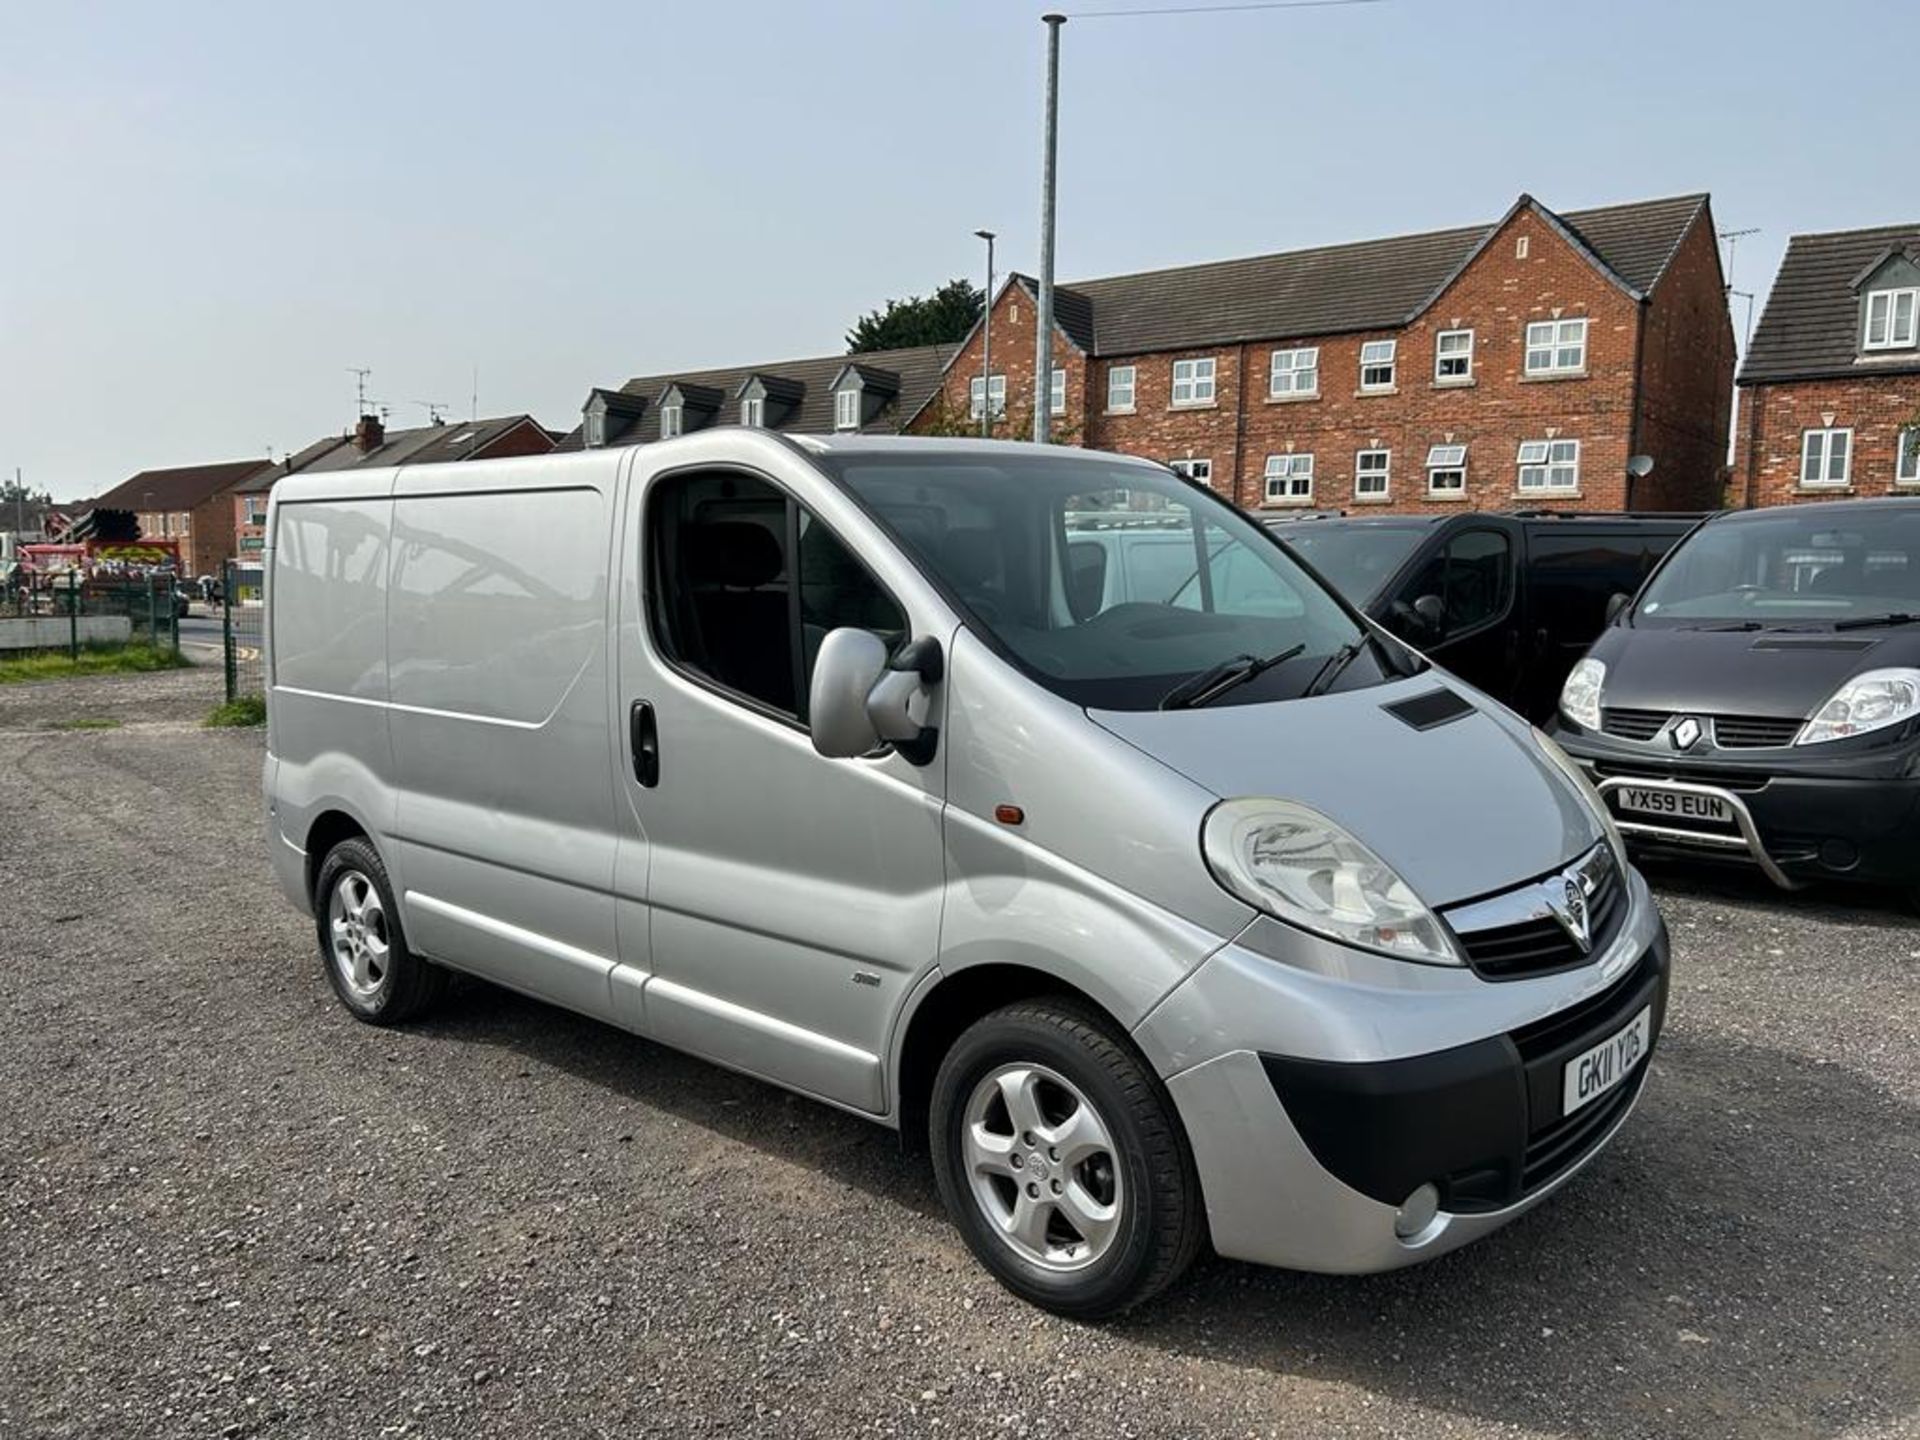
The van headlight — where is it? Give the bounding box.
[1559,657,1605,731]
[1202,798,1462,965]
[1797,667,1920,745]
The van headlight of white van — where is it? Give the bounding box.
[1796,667,1920,744]
[1202,798,1462,966]
[1559,657,1605,731]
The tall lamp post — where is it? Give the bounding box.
[974,229,996,438]
[1033,13,1065,442]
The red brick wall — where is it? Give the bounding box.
[474,419,559,461]
[1734,374,1920,506]
[1632,210,1736,510]
[920,284,1087,440]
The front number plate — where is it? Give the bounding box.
[1614,785,1730,823]
[1562,1006,1652,1118]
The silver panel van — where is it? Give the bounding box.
[264,435,1669,1316]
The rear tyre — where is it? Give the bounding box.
[929,997,1205,1318]
[311,836,447,1025]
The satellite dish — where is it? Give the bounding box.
[1626,454,1655,478]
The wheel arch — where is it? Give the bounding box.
[892,963,1121,1155]
[302,808,374,902]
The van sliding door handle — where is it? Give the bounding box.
[630,701,659,788]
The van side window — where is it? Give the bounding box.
[648,470,903,723]
[1528,531,1665,642]
[1399,529,1511,637]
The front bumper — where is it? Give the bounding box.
[1548,720,1920,890]
[1136,871,1670,1273]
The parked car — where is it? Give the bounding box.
[1549,496,1920,904]
[266,437,1668,1316]
[1268,510,1699,720]
[172,585,193,618]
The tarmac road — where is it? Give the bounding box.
[1,670,1915,1439]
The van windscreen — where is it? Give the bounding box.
[819,451,1385,710]
[1275,522,1428,604]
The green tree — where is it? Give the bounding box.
[846,278,983,353]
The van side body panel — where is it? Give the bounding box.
[382,459,625,1021]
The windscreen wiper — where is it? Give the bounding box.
[1833,612,1920,631]
[1302,638,1365,698]
[1158,644,1306,710]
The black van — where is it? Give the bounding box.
[1548,497,1920,903]
[1268,510,1699,719]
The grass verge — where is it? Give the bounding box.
[46,717,122,731]
[0,642,194,685]
[205,695,267,728]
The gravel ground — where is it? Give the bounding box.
[0,656,226,730]
[1,674,1916,1439]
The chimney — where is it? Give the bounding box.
[353,413,385,452]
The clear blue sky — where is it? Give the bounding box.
[1,0,1907,497]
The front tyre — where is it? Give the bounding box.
[930,998,1204,1318]
[312,836,447,1025]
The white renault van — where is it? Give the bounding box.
[264,435,1669,1317]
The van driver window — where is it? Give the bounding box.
[648,470,902,722]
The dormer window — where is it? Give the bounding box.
[742,396,765,427]
[828,363,899,433]
[584,411,606,448]
[1864,287,1919,350]
[656,382,720,439]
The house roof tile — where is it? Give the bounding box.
[1740,223,1920,384]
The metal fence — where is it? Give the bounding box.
[221,560,265,702]
[0,574,181,656]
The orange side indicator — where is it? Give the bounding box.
[994,803,1025,827]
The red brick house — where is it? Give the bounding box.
[91,459,273,579]
[1734,223,1920,506]
[920,192,1735,515]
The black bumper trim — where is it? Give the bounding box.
[1261,928,1670,1214]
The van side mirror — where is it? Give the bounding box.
[1605,592,1632,624]
[1411,593,1446,636]
[809,629,942,765]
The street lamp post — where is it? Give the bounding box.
[1033,13,1065,443]
[974,229,996,438]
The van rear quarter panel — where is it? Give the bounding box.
[269,484,399,875]
[382,459,624,1018]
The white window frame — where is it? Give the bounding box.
[1900,428,1920,486]
[584,410,606,448]
[1354,448,1391,499]
[1268,346,1319,398]
[1517,438,1581,492]
[1169,457,1212,486]
[1106,365,1136,412]
[1262,453,1314,504]
[1799,427,1852,487]
[741,396,764,427]
[1051,367,1067,416]
[1434,330,1474,382]
[1170,357,1217,407]
[833,389,860,431]
[660,405,684,439]
[1425,443,1467,496]
[1864,287,1920,351]
[1359,340,1396,391]
[968,374,1008,421]
[243,495,265,524]
[1524,318,1588,375]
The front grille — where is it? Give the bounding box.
[1601,707,1668,741]
[1712,715,1803,748]
[1592,762,1768,793]
[1452,854,1626,981]
[1510,949,1658,1062]
[1522,1064,1646,1191]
